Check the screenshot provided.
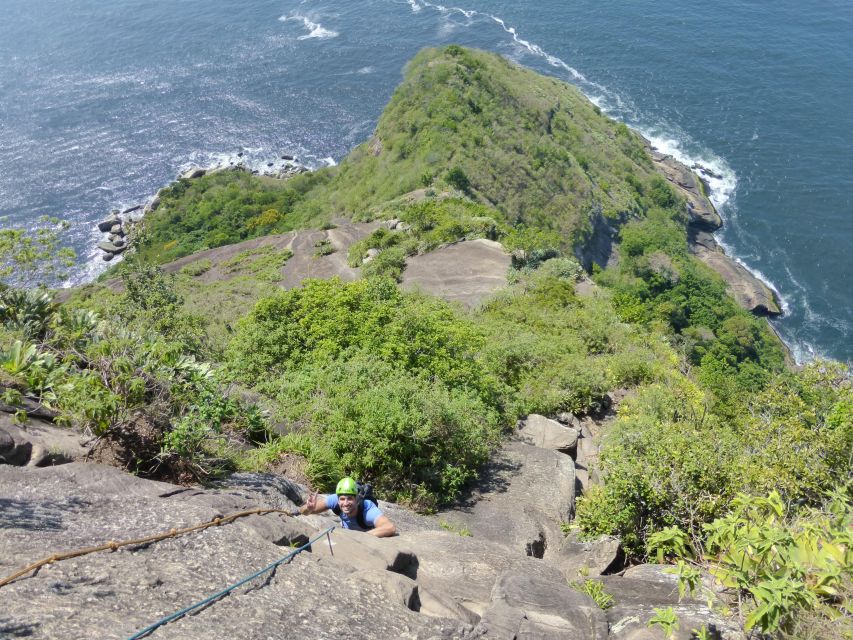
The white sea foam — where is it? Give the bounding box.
[356,66,376,75]
[279,15,339,40]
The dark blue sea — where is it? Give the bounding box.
[1,0,851,363]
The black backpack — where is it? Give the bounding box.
[332,482,378,530]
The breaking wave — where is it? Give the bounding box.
[279,15,339,40]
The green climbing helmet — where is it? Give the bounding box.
[335,477,358,496]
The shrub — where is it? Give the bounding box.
[261,354,501,507]
[445,166,471,193]
[227,277,504,408]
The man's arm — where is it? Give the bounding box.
[300,492,330,515]
[369,514,396,538]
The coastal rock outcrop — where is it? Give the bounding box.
[647,147,782,317]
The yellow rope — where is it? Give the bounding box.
[0,507,297,588]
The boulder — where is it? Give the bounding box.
[110,223,123,235]
[475,569,608,639]
[0,422,31,465]
[102,252,114,262]
[517,414,580,453]
[98,241,126,254]
[552,532,622,581]
[122,204,142,214]
[143,193,161,213]
[556,411,580,426]
[0,416,88,466]
[179,166,206,180]
[97,215,119,232]
[603,565,743,640]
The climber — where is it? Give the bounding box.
[299,477,397,538]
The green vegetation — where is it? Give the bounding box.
[0,217,76,288]
[127,46,674,268]
[122,169,330,266]
[575,361,851,556]
[1,276,264,481]
[306,45,659,246]
[645,490,852,638]
[225,276,504,508]
[571,579,614,610]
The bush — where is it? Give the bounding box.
[575,361,853,557]
[227,277,504,408]
[445,166,471,193]
[261,354,501,507]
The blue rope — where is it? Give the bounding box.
[127,525,335,640]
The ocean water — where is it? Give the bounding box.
[0,0,850,363]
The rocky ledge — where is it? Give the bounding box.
[1,410,742,639]
[648,147,781,317]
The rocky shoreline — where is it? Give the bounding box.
[647,145,782,318]
[94,154,311,262]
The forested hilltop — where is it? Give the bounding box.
[2,46,850,637]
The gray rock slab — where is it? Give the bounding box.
[0,464,472,639]
[402,238,510,309]
[475,569,608,639]
[403,529,575,625]
[517,414,580,452]
[602,565,743,639]
[158,219,382,291]
[98,241,126,254]
[437,440,575,561]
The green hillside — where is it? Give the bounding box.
[128,45,671,266]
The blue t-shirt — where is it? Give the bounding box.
[324,494,382,531]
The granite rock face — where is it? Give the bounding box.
[0,464,471,640]
[0,446,743,639]
[402,238,510,309]
[434,439,575,561]
[0,415,89,466]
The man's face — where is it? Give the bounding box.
[338,494,357,516]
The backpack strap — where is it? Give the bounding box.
[332,499,373,530]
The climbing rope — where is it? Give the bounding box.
[0,507,300,588]
[127,525,335,640]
